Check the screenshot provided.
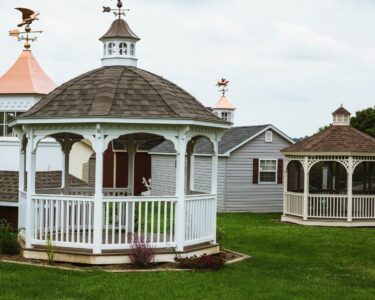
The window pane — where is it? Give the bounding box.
[0,126,4,137]
[260,160,276,172]
[0,112,4,124]
[6,126,13,137]
[260,172,276,183]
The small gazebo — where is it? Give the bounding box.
[282,106,375,226]
[11,3,230,264]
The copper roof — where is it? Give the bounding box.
[214,96,236,110]
[282,125,375,154]
[0,51,56,95]
[332,106,351,116]
[100,19,140,41]
[21,66,227,124]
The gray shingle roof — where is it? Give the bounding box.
[20,66,227,125]
[150,125,270,155]
[100,19,140,41]
[0,171,89,203]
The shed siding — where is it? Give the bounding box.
[151,155,176,196]
[224,130,290,212]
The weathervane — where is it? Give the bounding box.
[103,0,129,19]
[217,78,230,96]
[9,8,43,50]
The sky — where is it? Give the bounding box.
[1,0,375,138]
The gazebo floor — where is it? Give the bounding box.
[19,239,219,265]
[282,215,375,227]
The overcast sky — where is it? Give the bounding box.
[1,0,375,137]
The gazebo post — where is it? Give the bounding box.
[283,159,288,217]
[347,157,353,222]
[61,139,73,195]
[18,141,26,229]
[126,137,136,233]
[175,132,187,252]
[186,140,195,194]
[211,141,219,243]
[303,156,309,221]
[25,130,37,248]
[93,129,104,254]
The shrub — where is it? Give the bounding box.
[0,220,20,256]
[46,234,55,265]
[129,237,155,268]
[175,254,225,270]
[216,225,227,250]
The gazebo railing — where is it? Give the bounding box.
[308,195,348,219]
[353,195,375,219]
[285,192,303,217]
[184,194,216,247]
[36,187,130,197]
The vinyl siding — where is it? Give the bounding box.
[151,155,176,196]
[224,130,290,212]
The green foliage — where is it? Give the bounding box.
[351,106,375,138]
[46,235,55,265]
[0,219,20,256]
[216,225,226,250]
[318,124,332,133]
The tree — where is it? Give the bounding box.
[351,106,375,138]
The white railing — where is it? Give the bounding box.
[36,187,129,197]
[102,196,177,250]
[184,194,216,247]
[19,191,27,230]
[285,192,303,217]
[31,194,94,249]
[353,195,375,219]
[308,195,348,219]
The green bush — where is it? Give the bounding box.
[0,220,20,256]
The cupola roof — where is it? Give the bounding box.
[214,96,236,110]
[100,18,140,41]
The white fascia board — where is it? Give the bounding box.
[10,117,231,130]
[223,125,295,156]
[0,201,18,207]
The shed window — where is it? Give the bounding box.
[265,131,273,143]
[0,112,19,137]
[259,159,277,183]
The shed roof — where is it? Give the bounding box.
[0,51,56,95]
[282,125,375,154]
[20,66,227,124]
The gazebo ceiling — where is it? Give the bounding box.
[19,66,226,125]
[282,125,375,154]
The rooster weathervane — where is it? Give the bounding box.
[103,0,129,19]
[9,8,43,50]
[217,78,230,96]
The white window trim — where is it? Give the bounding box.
[258,158,278,185]
[265,130,273,143]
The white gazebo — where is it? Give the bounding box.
[11,6,230,264]
[282,106,375,227]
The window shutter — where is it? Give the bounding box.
[253,159,259,184]
[277,159,283,184]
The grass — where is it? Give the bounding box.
[1,213,375,299]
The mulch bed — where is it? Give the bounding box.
[0,250,249,272]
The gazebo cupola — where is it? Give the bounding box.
[332,105,351,126]
[100,0,140,67]
[212,79,236,123]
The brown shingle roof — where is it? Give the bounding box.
[100,19,140,41]
[20,66,226,124]
[0,171,89,202]
[282,125,375,154]
[332,106,351,116]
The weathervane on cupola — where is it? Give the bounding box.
[212,78,236,123]
[9,8,43,50]
[100,0,140,67]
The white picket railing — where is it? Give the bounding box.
[36,187,129,197]
[184,194,216,247]
[353,196,375,219]
[31,194,94,249]
[308,195,348,219]
[285,192,303,217]
[102,196,177,250]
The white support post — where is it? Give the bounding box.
[127,137,136,196]
[93,127,104,254]
[175,132,187,252]
[211,140,219,243]
[190,153,195,192]
[347,157,353,222]
[25,131,36,248]
[283,159,288,217]
[303,157,309,221]
[62,140,72,195]
[18,142,26,229]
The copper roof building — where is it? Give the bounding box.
[282,106,375,227]
[12,1,230,264]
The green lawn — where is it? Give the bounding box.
[1,214,375,299]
